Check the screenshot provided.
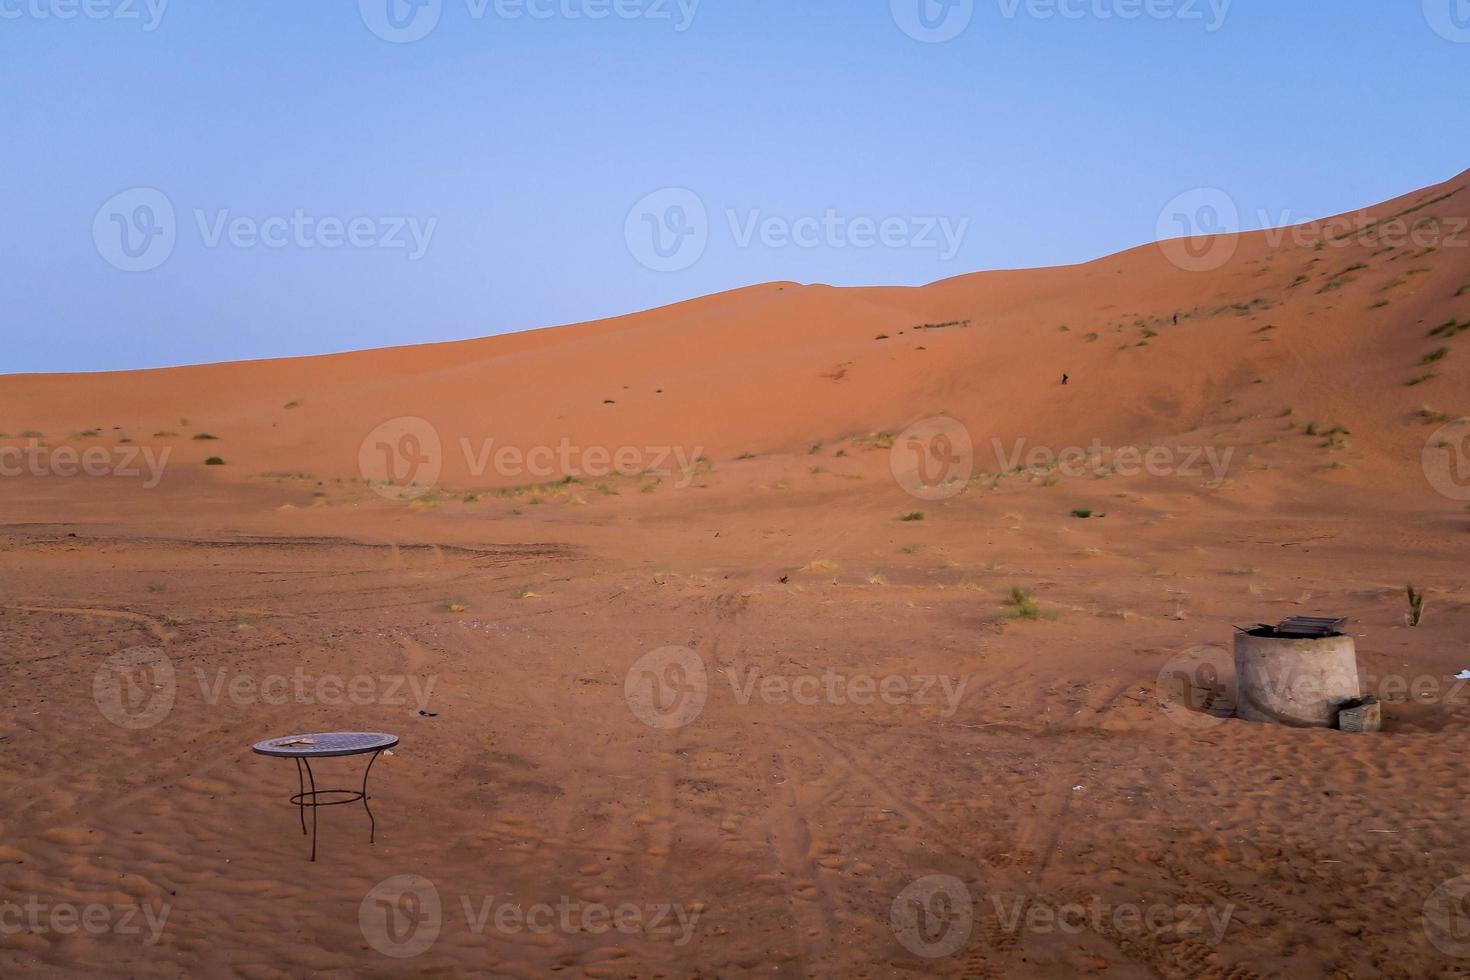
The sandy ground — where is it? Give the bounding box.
[2,171,1470,978]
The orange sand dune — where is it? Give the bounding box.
[2,171,1469,978]
[4,168,1467,495]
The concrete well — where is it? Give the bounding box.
[1233,629,1361,728]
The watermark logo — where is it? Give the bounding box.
[361,875,443,958]
[458,894,700,946]
[193,210,437,258]
[995,0,1231,31]
[459,436,706,488]
[1360,669,1470,710]
[891,875,973,958]
[892,0,973,42]
[93,188,176,273]
[0,0,169,30]
[93,646,176,731]
[892,878,1236,960]
[360,0,443,42]
[727,209,968,259]
[481,0,699,28]
[360,416,444,500]
[625,189,971,272]
[93,190,436,271]
[361,0,698,42]
[1423,420,1470,502]
[626,188,708,273]
[1425,874,1470,957]
[0,897,170,944]
[0,441,171,488]
[891,416,974,501]
[359,875,702,957]
[1258,208,1469,252]
[625,646,709,729]
[991,438,1234,484]
[991,894,1234,943]
[94,650,439,729]
[196,668,437,712]
[357,422,709,500]
[1156,644,1235,730]
[1424,0,1470,43]
[727,668,968,717]
[1156,187,1239,272]
[626,652,965,728]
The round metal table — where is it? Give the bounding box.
[251,732,398,861]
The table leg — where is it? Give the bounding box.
[362,750,382,845]
[294,758,307,836]
[303,757,318,862]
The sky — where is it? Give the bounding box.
[2,0,1468,373]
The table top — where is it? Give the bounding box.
[251,732,399,759]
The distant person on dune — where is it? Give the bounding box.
[1062,373,1069,385]
[1173,312,1180,326]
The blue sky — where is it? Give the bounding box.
[3,0,1468,373]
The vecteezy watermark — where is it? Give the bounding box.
[890,416,975,502]
[625,188,708,273]
[1258,208,1470,252]
[1425,874,1470,957]
[93,188,437,272]
[623,647,969,729]
[625,188,971,273]
[360,875,442,958]
[891,875,973,958]
[1159,192,1470,273]
[1156,187,1240,272]
[991,438,1235,484]
[359,0,700,43]
[0,0,168,30]
[358,416,707,501]
[625,646,709,730]
[359,0,443,43]
[891,876,1235,959]
[890,419,1235,502]
[1360,670,1470,708]
[94,647,177,730]
[360,417,444,501]
[0,440,171,488]
[1156,644,1235,730]
[1423,420,1470,502]
[892,0,1232,42]
[458,437,705,488]
[891,0,974,43]
[995,0,1231,31]
[359,875,702,958]
[726,668,968,717]
[1423,0,1470,43]
[193,210,436,259]
[0,897,171,945]
[93,188,177,273]
[1161,648,1345,731]
[988,894,1234,944]
[1159,642,1470,730]
[194,667,437,712]
[93,647,438,730]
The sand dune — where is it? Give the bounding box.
[5,171,1468,495]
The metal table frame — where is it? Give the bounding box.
[251,732,399,861]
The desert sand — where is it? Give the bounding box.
[2,170,1469,978]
